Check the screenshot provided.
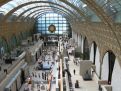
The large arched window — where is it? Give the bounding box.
[36,13,72,36]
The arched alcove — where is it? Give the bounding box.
[12,35,17,48]
[16,33,23,45]
[90,42,100,76]
[72,31,77,43]
[90,43,94,63]
[81,35,84,54]
[0,37,8,57]
[9,35,17,51]
[83,37,89,60]
[111,58,121,91]
[20,32,24,40]
[101,51,116,84]
[90,42,97,64]
[101,52,109,80]
[26,31,31,37]
[95,46,100,76]
[21,31,27,40]
[78,34,82,50]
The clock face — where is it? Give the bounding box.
[48,24,56,33]
[50,26,54,31]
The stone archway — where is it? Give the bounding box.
[90,42,97,64]
[95,46,100,77]
[83,37,89,60]
[0,37,8,56]
[9,35,17,50]
[101,51,116,84]
[111,58,121,91]
[90,42,101,77]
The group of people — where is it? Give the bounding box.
[24,82,31,91]
[73,58,80,66]
[29,46,59,91]
[31,71,49,81]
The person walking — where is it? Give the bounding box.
[73,69,76,75]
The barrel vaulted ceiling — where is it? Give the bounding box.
[1,0,121,54]
[0,0,121,23]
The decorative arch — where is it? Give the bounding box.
[20,32,25,40]
[0,36,8,56]
[35,13,70,23]
[22,31,29,40]
[111,57,121,91]
[2,1,80,22]
[9,34,17,50]
[26,8,72,19]
[16,5,75,21]
[78,34,85,54]
[33,11,71,24]
[16,33,23,46]
[95,46,100,77]
[90,41,97,64]
[83,37,90,60]
[101,50,116,84]
[59,0,89,20]
[77,34,82,51]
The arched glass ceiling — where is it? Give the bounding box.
[29,9,53,17]
[31,9,71,20]
[1,0,121,22]
[65,0,99,20]
[95,0,121,20]
[0,0,82,20]
[22,7,53,17]
[14,4,50,16]
[36,12,70,21]
[49,0,83,20]
[0,0,50,15]
[28,9,72,22]
[13,6,75,23]
[0,0,76,15]
[14,4,73,17]
[34,11,72,23]
[17,7,72,23]
[16,7,73,22]
[25,8,72,19]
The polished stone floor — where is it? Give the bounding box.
[68,55,99,91]
[19,44,99,91]
[19,57,99,91]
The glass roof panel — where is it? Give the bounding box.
[66,0,99,19]
[29,10,51,17]
[0,0,73,19]
[32,11,54,18]
[95,0,121,20]
[0,0,91,21]
[31,8,70,19]
[14,3,50,16]
[23,7,53,17]
[0,0,49,15]
[12,2,73,19]
[49,0,81,19]
[35,13,70,22]
[29,8,70,19]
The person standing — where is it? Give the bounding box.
[38,73,40,78]
[73,69,76,75]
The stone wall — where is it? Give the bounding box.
[71,22,121,66]
[0,21,35,41]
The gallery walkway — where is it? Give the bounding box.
[68,55,99,91]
